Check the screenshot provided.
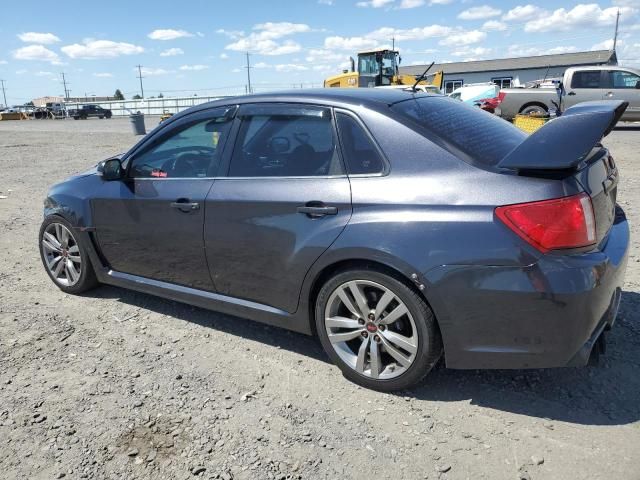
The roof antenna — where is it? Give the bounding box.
[412,61,434,92]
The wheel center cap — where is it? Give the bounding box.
[366,322,378,333]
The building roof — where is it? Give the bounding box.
[401,50,617,76]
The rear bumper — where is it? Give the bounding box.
[425,206,630,369]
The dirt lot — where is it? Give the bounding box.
[0,117,639,480]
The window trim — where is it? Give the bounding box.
[491,76,512,89]
[333,108,390,178]
[444,79,463,94]
[124,105,237,180]
[606,69,640,89]
[569,70,603,89]
[222,102,349,180]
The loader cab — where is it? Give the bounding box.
[358,49,399,88]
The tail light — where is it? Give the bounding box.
[496,91,506,105]
[495,193,596,252]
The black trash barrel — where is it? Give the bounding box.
[129,112,146,135]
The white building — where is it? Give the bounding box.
[402,50,618,94]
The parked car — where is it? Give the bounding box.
[68,104,112,120]
[497,66,640,121]
[376,84,443,95]
[448,83,499,104]
[39,90,629,391]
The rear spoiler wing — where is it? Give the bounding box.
[499,100,628,171]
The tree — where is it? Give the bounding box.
[157,93,164,98]
[132,94,142,100]
[113,89,125,100]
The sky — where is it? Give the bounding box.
[0,0,639,104]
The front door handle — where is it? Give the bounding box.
[567,91,576,96]
[605,91,614,98]
[297,202,338,218]
[170,199,200,212]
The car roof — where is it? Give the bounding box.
[185,88,435,115]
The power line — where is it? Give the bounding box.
[0,80,7,108]
[136,65,145,99]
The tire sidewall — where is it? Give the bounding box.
[315,269,439,391]
[39,215,97,294]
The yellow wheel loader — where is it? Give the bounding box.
[324,49,443,91]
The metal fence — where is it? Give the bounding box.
[64,95,234,117]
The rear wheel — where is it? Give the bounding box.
[520,104,548,116]
[39,216,98,294]
[315,269,441,391]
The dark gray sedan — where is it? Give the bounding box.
[39,89,630,391]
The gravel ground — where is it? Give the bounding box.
[1,117,639,480]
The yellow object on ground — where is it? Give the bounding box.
[0,112,26,121]
[513,114,549,134]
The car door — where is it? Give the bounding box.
[92,106,235,290]
[565,70,605,108]
[603,69,640,121]
[204,103,352,313]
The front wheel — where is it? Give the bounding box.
[39,216,98,294]
[315,269,442,391]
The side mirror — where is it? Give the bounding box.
[97,158,123,181]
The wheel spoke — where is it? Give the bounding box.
[328,329,365,344]
[369,339,381,379]
[42,232,62,252]
[374,291,395,321]
[355,336,369,373]
[326,316,361,330]
[66,259,79,283]
[60,226,70,248]
[379,335,412,367]
[337,287,361,319]
[378,303,408,326]
[53,257,65,277]
[68,245,79,254]
[380,330,417,355]
[48,255,63,269]
[347,282,369,318]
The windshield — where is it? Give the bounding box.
[358,52,397,77]
[392,96,526,167]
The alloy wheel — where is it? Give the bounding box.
[41,223,82,287]
[324,280,418,380]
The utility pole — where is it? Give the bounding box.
[61,72,70,100]
[0,80,7,108]
[612,9,621,53]
[392,36,395,52]
[245,52,252,95]
[136,65,145,99]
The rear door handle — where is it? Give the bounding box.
[297,204,338,218]
[170,199,200,212]
[567,91,576,96]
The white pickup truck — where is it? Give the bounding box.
[497,65,640,121]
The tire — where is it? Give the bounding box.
[39,216,99,294]
[99,116,104,119]
[520,104,548,116]
[73,116,79,120]
[105,113,112,119]
[315,268,442,391]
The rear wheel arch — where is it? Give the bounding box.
[307,258,442,339]
[519,102,549,114]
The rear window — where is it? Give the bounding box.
[391,96,525,167]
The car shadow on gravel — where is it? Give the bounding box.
[87,286,640,427]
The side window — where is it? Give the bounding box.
[336,113,385,175]
[129,112,233,178]
[609,71,640,89]
[571,71,602,89]
[229,107,343,177]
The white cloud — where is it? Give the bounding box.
[231,68,242,73]
[439,29,486,46]
[275,63,308,72]
[0,60,7,65]
[62,40,144,59]
[306,48,349,62]
[592,38,616,50]
[318,0,334,4]
[220,53,229,59]
[160,47,184,57]
[12,44,61,63]
[428,0,453,4]
[17,32,60,44]
[138,67,173,76]
[504,4,543,22]
[366,24,453,41]
[525,4,634,33]
[217,29,245,40]
[507,44,578,57]
[35,71,54,76]
[458,5,501,20]
[482,20,507,31]
[324,35,379,51]
[356,0,394,7]
[450,46,492,57]
[148,29,194,40]
[223,22,310,55]
[399,0,425,8]
[93,72,113,77]
[179,64,209,71]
